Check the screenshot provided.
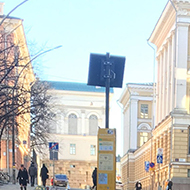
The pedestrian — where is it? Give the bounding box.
[28,161,37,187]
[17,164,29,190]
[135,181,142,190]
[167,180,173,190]
[91,167,97,189]
[40,164,49,187]
[51,177,53,186]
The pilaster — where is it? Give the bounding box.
[130,99,138,150]
[174,23,189,112]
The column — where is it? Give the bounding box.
[81,110,85,135]
[162,46,166,119]
[130,98,138,150]
[156,56,160,125]
[166,40,171,115]
[167,37,172,113]
[175,23,189,112]
[159,53,163,122]
[170,32,175,112]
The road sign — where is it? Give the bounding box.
[157,148,163,155]
[145,161,150,172]
[49,142,59,151]
[157,155,163,164]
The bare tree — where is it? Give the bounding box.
[30,79,55,152]
[0,24,59,149]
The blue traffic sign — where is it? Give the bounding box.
[145,161,150,172]
[49,142,59,151]
[157,155,163,164]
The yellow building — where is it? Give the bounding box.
[0,2,34,175]
[121,0,190,189]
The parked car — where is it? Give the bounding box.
[54,174,69,187]
[116,181,123,190]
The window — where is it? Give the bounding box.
[50,150,58,160]
[188,169,190,177]
[140,132,148,147]
[68,114,77,135]
[70,144,76,155]
[89,115,98,135]
[140,104,148,118]
[90,145,96,156]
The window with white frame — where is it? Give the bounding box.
[140,132,148,146]
[89,115,98,135]
[90,145,96,156]
[68,114,77,135]
[70,144,76,155]
[140,104,148,118]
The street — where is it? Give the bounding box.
[0,183,84,190]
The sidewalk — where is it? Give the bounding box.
[0,183,49,190]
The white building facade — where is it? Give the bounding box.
[38,81,113,188]
[119,83,153,155]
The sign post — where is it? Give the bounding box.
[49,142,59,188]
[157,148,163,189]
[97,128,116,190]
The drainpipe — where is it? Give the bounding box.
[168,0,177,180]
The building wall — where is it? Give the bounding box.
[119,84,153,155]
[0,16,34,173]
[121,1,190,190]
[38,85,108,188]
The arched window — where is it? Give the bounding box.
[68,114,77,135]
[89,115,98,135]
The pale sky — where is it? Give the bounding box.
[3,0,168,155]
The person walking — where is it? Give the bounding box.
[28,162,37,187]
[40,164,49,187]
[92,167,97,189]
[167,180,173,190]
[135,181,142,190]
[17,164,29,190]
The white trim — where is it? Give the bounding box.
[138,123,152,131]
[66,111,80,118]
[87,112,100,119]
[131,96,153,101]
[138,119,152,123]
[173,127,188,130]
[172,162,190,166]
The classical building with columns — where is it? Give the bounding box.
[120,0,190,190]
[119,83,154,154]
[37,81,113,188]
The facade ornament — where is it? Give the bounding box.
[177,8,189,15]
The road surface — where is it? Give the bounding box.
[0,183,85,190]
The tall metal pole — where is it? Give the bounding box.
[105,53,111,129]
[53,150,55,188]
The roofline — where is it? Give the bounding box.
[126,83,153,86]
[0,15,23,21]
[148,1,169,41]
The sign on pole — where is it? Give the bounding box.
[157,148,163,155]
[97,128,116,190]
[145,161,150,172]
[49,142,59,151]
[157,155,163,164]
[157,148,163,164]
